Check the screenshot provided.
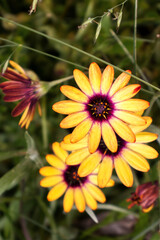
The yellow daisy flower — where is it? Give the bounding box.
[61,116,158,188]
[53,62,149,153]
[39,142,114,213]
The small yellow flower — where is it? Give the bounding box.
[61,116,158,188]
[39,142,114,213]
[53,62,149,153]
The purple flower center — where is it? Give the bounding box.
[98,136,126,157]
[63,165,87,187]
[86,94,114,121]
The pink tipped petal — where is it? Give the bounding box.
[88,122,101,153]
[78,152,102,177]
[114,110,146,125]
[73,69,93,96]
[11,98,31,116]
[115,99,150,112]
[126,143,159,159]
[70,118,92,143]
[52,100,85,115]
[111,84,141,102]
[4,95,25,102]
[102,122,118,153]
[120,148,150,172]
[98,156,113,188]
[109,117,135,143]
[101,65,114,94]
[60,85,89,103]
[109,70,131,97]
[89,62,101,93]
[114,155,133,187]
[60,111,88,129]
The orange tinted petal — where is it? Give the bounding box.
[52,100,85,114]
[60,111,88,128]
[114,111,146,125]
[102,121,118,153]
[101,65,114,94]
[71,118,92,143]
[88,122,101,153]
[60,85,89,103]
[89,62,101,93]
[98,156,113,188]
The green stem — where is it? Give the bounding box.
[133,0,138,74]
[49,75,74,88]
[131,219,160,240]
[0,17,160,91]
[97,204,139,217]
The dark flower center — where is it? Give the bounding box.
[86,95,113,121]
[98,136,126,157]
[64,165,87,187]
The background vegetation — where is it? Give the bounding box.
[0,0,159,239]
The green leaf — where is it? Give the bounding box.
[94,21,102,43]
[86,207,98,223]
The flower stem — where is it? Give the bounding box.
[49,75,74,88]
[41,97,48,149]
[133,0,138,75]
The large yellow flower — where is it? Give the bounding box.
[53,62,149,153]
[39,142,114,213]
[61,116,158,188]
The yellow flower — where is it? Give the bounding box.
[53,62,149,153]
[61,116,158,188]
[39,142,114,213]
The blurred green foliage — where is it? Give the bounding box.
[0,0,159,239]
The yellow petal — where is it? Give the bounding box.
[114,111,146,125]
[129,116,152,133]
[74,188,86,212]
[109,117,135,143]
[78,152,102,177]
[60,111,89,128]
[114,155,133,187]
[98,156,113,188]
[109,70,131,96]
[63,133,88,145]
[52,142,68,162]
[115,99,149,112]
[82,186,97,210]
[71,118,92,143]
[60,85,89,103]
[89,62,101,93]
[111,84,141,102]
[47,182,67,201]
[88,122,101,153]
[66,148,90,165]
[73,69,93,96]
[19,105,29,126]
[46,154,66,170]
[120,148,150,172]
[39,166,62,176]
[88,175,98,185]
[126,143,158,159]
[85,183,106,203]
[105,179,115,187]
[142,205,154,213]
[61,137,88,151]
[9,60,26,75]
[40,175,63,187]
[63,188,74,213]
[52,100,85,114]
[135,132,158,143]
[102,122,118,153]
[101,65,114,94]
